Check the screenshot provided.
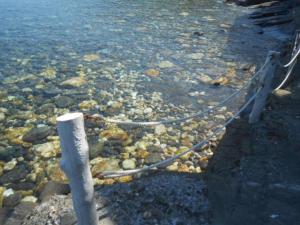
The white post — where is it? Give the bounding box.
[249,52,277,123]
[57,112,98,225]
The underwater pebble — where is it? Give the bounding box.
[122,159,136,170]
[155,124,167,135]
[0,112,5,122]
[158,61,174,68]
[4,158,17,171]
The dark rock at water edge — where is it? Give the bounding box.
[1,202,37,225]
[8,182,35,191]
[3,192,22,208]
[39,181,70,202]
[22,173,209,225]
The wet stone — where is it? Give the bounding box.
[122,159,136,170]
[0,112,5,122]
[22,126,52,143]
[0,165,30,185]
[89,140,105,159]
[35,103,56,115]
[60,77,86,88]
[55,96,75,108]
[91,158,120,176]
[3,192,22,208]
[42,86,62,97]
[39,181,70,202]
[0,146,23,162]
[21,196,38,203]
[8,182,35,191]
[145,152,162,165]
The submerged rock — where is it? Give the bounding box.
[89,140,105,159]
[158,61,175,68]
[145,69,160,77]
[91,158,120,176]
[3,158,17,171]
[46,163,68,183]
[55,96,75,108]
[0,112,5,122]
[32,142,60,159]
[39,181,70,202]
[83,53,100,62]
[122,159,136,170]
[3,191,22,207]
[154,124,167,135]
[35,103,56,115]
[40,68,56,79]
[187,53,204,60]
[100,127,130,142]
[0,165,29,184]
[145,152,162,165]
[60,77,86,88]
[22,126,52,143]
[79,100,98,110]
[21,196,38,203]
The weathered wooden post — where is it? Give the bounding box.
[57,112,98,225]
[249,51,278,123]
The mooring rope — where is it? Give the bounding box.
[100,91,259,178]
[275,30,300,90]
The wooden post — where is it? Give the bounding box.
[249,51,278,123]
[57,112,98,225]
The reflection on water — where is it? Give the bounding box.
[0,0,280,198]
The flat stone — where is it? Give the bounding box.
[273,89,291,98]
[158,61,175,68]
[21,196,38,203]
[22,126,52,143]
[60,77,86,88]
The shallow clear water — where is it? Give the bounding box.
[0,0,281,191]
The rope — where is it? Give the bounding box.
[276,30,300,68]
[275,30,300,90]
[96,62,268,127]
[100,91,258,178]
